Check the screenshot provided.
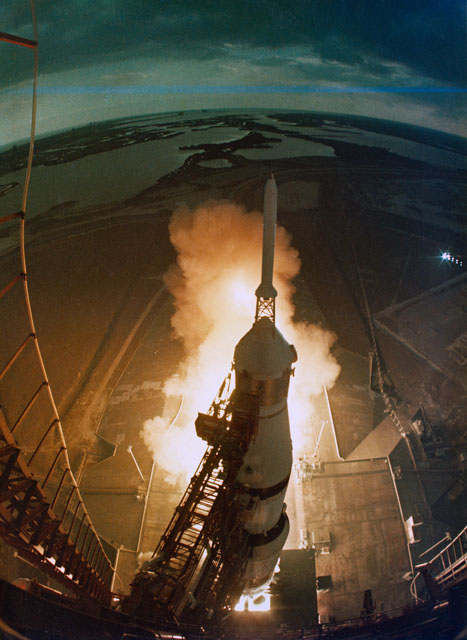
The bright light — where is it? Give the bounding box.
[234,592,271,612]
[441,251,464,266]
[141,201,340,483]
[230,277,254,311]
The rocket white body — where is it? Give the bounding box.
[234,176,296,596]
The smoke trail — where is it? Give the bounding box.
[141,199,340,482]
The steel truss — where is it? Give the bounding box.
[0,11,113,605]
[128,390,259,623]
[0,411,112,602]
[255,296,275,323]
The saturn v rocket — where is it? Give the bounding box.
[129,177,296,621]
[232,175,297,596]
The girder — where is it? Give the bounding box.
[128,389,259,622]
[0,410,113,603]
[0,6,114,608]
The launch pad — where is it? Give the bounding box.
[1,110,465,637]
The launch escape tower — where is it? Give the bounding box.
[128,177,297,623]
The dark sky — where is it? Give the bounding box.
[1,0,466,142]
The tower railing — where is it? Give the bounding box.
[0,3,113,603]
[412,523,467,606]
[421,524,467,589]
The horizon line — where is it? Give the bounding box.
[4,84,466,96]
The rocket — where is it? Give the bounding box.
[234,175,297,596]
[128,177,297,620]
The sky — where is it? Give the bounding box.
[1,0,466,145]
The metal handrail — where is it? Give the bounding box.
[416,524,467,587]
[0,1,114,602]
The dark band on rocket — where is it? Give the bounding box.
[249,512,289,547]
[241,472,290,500]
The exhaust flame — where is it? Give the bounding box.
[141,199,340,483]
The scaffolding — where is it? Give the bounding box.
[0,6,113,603]
[128,387,259,623]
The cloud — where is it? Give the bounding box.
[1,0,465,87]
[0,0,465,144]
[99,70,152,84]
[1,78,465,148]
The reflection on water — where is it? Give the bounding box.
[0,126,243,216]
[238,134,335,160]
[0,110,464,222]
[286,123,466,170]
[198,159,233,168]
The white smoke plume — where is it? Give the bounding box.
[141,199,340,483]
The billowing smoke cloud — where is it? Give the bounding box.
[141,199,340,483]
